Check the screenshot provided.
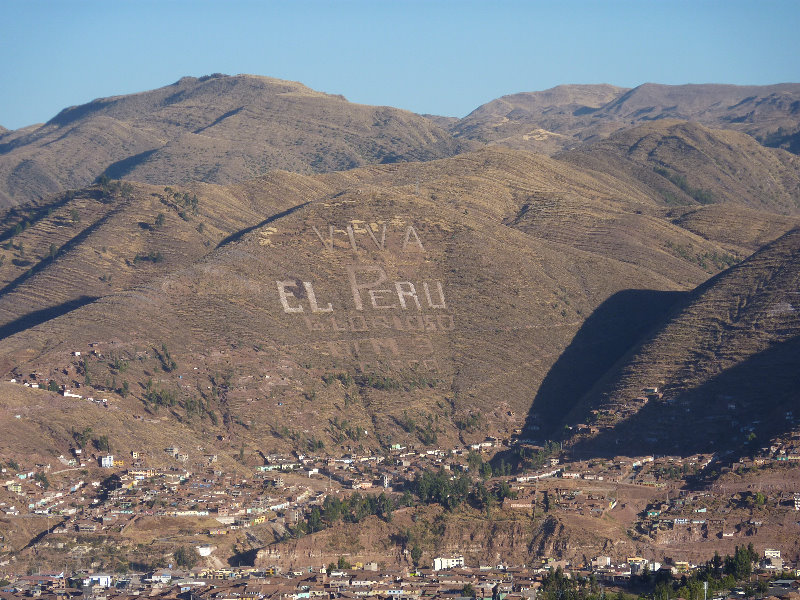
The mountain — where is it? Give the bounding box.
[559,120,800,217]
[0,74,471,207]
[452,82,800,155]
[557,227,800,459]
[5,78,800,574]
[2,142,799,468]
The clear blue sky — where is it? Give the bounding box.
[1,0,799,130]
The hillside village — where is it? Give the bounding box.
[2,72,800,600]
[3,374,800,598]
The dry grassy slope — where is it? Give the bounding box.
[317,147,786,288]
[668,204,800,256]
[452,84,627,153]
[559,120,800,216]
[564,227,800,456]
[0,172,335,338]
[0,146,785,465]
[453,82,800,155]
[258,502,635,569]
[0,164,683,460]
[0,73,471,207]
[1,147,799,464]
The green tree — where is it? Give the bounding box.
[173,546,198,568]
[377,492,394,522]
[410,544,422,568]
[94,435,110,452]
[307,506,323,533]
[462,583,475,598]
[154,213,166,228]
[34,471,50,490]
[654,582,671,600]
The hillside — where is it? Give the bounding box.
[557,227,800,459]
[558,120,800,216]
[1,145,799,468]
[453,82,800,155]
[0,74,470,207]
[4,79,800,574]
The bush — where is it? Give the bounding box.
[173,546,198,568]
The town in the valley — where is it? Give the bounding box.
[2,371,799,600]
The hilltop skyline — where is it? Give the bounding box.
[2,0,800,130]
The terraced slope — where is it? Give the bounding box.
[561,227,800,458]
[1,146,798,464]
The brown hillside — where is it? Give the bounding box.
[561,227,800,458]
[558,120,800,216]
[0,74,471,207]
[453,84,627,153]
[453,82,800,155]
[1,146,797,467]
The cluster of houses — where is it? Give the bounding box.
[633,487,800,543]
[2,553,799,600]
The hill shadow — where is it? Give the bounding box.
[0,296,99,341]
[216,201,311,249]
[0,205,117,303]
[103,148,160,180]
[568,335,800,464]
[524,288,687,438]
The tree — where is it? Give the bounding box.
[173,546,198,568]
[377,492,394,522]
[94,435,110,452]
[711,551,723,576]
[337,556,351,569]
[154,213,166,228]
[34,471,50,490]
[410,544,422,568]
[462,583,476,597]
[654,582,671,600]
[307,506,323,533]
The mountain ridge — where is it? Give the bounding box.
[0,74,472,207]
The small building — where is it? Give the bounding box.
[100,455,114,468]
[433,556,464,571]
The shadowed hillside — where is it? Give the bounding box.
[559,227,800,458]
[525,289,687,435]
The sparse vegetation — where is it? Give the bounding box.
[654,166,715,205]
[133,250,164,264]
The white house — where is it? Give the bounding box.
[433,556,464,571]
[100,455,114,468]
[82,574,112,588]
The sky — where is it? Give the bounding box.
[1,0,799,130]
